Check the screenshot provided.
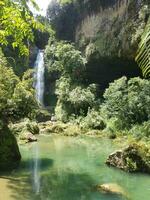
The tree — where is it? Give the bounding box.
[0,49,37,123]
[0,0,42,55]
[45,41,86,80]
[101,76,150,130]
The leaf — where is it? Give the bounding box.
[135,18,150,78]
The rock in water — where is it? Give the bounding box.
[106,143,150,173]
[95,183,127,197]
[26,133,37,142]
[20,132,37,143]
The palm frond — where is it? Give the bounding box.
[135,18,150,78]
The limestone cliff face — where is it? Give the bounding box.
[46,0,149,94]
[73,0,149,91]
[76,0,147,59]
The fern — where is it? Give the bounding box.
[135,18,150,78]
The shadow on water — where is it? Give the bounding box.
[19,158,54,171]
[0,158,54,200]
[33,171,125,200]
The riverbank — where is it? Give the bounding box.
[10,119,150,174]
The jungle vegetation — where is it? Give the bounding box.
[0,0,150,170]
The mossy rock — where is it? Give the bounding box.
[26,121,39,135]
[39,121,68,134]
[35,109,51,122]
[10,119,39,135]
[19,131,37,143]
[0,126,21,170]
[63,125,82,136]
[106,143,150,173]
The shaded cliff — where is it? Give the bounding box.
[75,0,149,90]
[46,0,149,93]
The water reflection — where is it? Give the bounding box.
[0,136,150,200]
[31,143,40,194]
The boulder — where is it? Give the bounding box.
[19,132,37,143]
[106,143,150,173]
[39,121,68,134]
[35,109,51,122]
[26,133,37,142]
[0,126,21,170]
[26,121,39,135]
[95,183,127,197]
[10,119,40,135]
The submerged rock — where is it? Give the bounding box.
[95,183,127,197]
[0,125,21,170]
[106,143,150,173]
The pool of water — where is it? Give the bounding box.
[0,135,150,200]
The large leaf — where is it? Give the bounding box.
[135,18,150,78]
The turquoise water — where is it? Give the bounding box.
[1,135,150,200]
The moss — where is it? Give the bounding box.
[106,142,150,173]
[10,119,40,136]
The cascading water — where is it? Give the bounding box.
[34,50,45,106]
[30,49,45,194]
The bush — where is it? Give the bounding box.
[129,121,150,139]
[80,108,105,130]
[55,76,71,101]
[0,51,38,123]
[101,76,150,130]
[68,84,97,110]
[12,70,38,120]
[55,100,69,122]
[55,76,97,121]
[44,41,86,80]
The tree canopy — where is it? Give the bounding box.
[0,0,43,55]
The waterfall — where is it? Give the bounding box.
[34,50,45,106]
[31,49,45,194]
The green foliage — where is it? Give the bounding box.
[55,100,69,122]
[129,121,150,139]
[12,70,37,119]
[68,84,96,110]
[101,76,150,130]
[80,108,105,130]
[123,143,150,173]
[59,0,74,5]
[0,49,19,121]
[136,17,150,78]
[0,0,43,55]
[55,76,71,101]
[46,0,79,41]
[55,76,97,122]
[34,15,55,49]
[0,51,37,123]
[45,41,86,80]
